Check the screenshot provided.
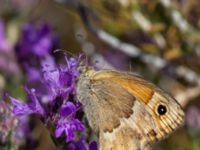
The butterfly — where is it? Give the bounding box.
[76,66,185,150]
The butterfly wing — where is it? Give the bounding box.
[92,70,184,141]
[77,69,184,150]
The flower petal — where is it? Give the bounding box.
[10,89,45,116]
[65,127,74,142]
[60,102,76,117]
[55,117,85,142]
[10,97,35,116]
[89,141,98,150]
[55,124,65,138]
[26,88,45,116]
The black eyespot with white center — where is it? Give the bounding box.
[157,104,167,115]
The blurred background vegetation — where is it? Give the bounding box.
[0,0,200,150]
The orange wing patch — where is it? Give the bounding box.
[111,78,154,104]
[92,70,154,104]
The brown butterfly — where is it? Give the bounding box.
[76,66,185,150]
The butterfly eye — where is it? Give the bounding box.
[157,104,167,115]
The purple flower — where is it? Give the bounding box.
[42,56,79,102]
[14,22,60,91]
[15,23,57,58]
[0,101,37,149]
[10,55,86,143]
[67,138,98,150]
[55,102,85,142]
[26,66,41,82]
[10,88,45,116]
[15,22,59,78]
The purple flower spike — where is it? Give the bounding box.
[16,23,57,58]
[10,89,45,116]
[15,22,59,78]
[10,54,88,144]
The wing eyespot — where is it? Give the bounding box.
[157,104,167,116]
